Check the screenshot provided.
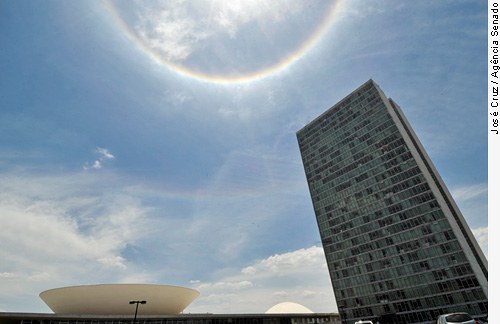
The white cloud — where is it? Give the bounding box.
[0,172,151,312]
[84,147,115,170]
[92,160,102,169]
[449,183,487,244]
[0,272,19,279]
[137,7,208,62]
[257,247,327,274]
[188,246,336,314]
[472,226,488,258]
[120,1,325,65]
[97,256,128,270]
[451,183,487,202]
[208,0,302,38]
[28,272,52,282]
[241,266,256,275]
[164,90,193,107]
[197,280,254,291]
[336,0,396,19]
[96,147,115,160]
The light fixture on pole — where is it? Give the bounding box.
[129,300,147,324]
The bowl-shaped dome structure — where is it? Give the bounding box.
[40,284,200,315]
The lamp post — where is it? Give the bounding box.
[129,300,147,324]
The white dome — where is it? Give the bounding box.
[265,302,313,314]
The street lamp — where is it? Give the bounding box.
[129,300,147,324]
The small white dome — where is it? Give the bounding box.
[265,302,313,314]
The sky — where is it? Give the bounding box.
[0,0,488,315]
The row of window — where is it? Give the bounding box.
[317,161,418,215]
[340,284,486,312]
[332,249,469,293]
[331,201,437,249]
[335,259,473,298]
[300,87,396,187]
[309,95,387,155]
[321,207,449,268]
[323,201,446,262]
[301,99,394,175]
[341,239,462,275]
[298,84,379,147]
[325,178,431,238]
[329,145,412,196]
[316,151,417,209]
[320,164,422,225]
[311,122,401,186]
[316,161,420,221]
[331,248,464,288]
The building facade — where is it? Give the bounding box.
[296,80,488,323]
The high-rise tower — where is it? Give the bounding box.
[296,80,487,323]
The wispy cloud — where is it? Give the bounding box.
[108,0,337,79]
[0,171,151,312]
[136,1,209,62]
[130,1,307,62]
[451,183,487,202]
[189,246,335,314]
[472,226,488,259]
[449,183,487,233]
[96,147,115,160]
[0,272,20,279]
[181,145,312,263]
[83,147,115,170]
[446,183,488,258]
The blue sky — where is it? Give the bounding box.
[0,0,487,314]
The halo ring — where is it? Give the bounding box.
[104,1,341,84]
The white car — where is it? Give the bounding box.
[354,321,374,324]
[437,313,477,324]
